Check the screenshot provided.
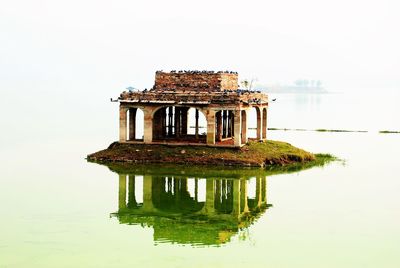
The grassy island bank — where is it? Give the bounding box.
[87,140,335,168]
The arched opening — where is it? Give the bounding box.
[241,110,247,144]
[246,176,266,211]
[152,106,207,143]
[152,176,205,213]
[126,108,144,141]
[247,107,262,140]
[215,110,234,145]
[246,177,262,211]
[118,174,144,210]
[214,179,233,214]
[187,177,207,203]
[187,108,207,136]
[262,108,267,139]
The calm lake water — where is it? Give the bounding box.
[0,91,399,267]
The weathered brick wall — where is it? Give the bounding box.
[154,71,238,91]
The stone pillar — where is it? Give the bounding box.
[256,107,262,140]
[234,109,242,147]
[216,111,222,142]
[215,179,221,209]
[127,175,137,208]
[143,108,153,143]
[168,106,173,136]
[262,107,267,140]
[195,178,198,202]
[201,179,215,214]
[173,178,180,205]
[181,108,188,135]
[206,109,216,145]
[118,174,127,210]
[119,105,128,143]
[181,178,188,191]
[241,110,247,144]
[128,108,137,140]
[142,175,154,212]
[240,179,249,213]
[262,176,267,203]
[195,109,199,140]
[161,108,167,137]
[222,110,227,138]
[228,111,233,137]
[232,179,241,218]
[153,176,166,206]
[175,107,181,137]
[255,177,262,207]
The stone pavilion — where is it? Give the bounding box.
[117,70,268,147]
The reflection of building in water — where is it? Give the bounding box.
[112,174,271,246]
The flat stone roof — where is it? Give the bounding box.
[119,90,268,106]
[119,70,268,106]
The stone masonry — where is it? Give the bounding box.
[154,71,238,92]
[117,70,268,147]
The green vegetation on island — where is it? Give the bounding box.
[87,140,336,169]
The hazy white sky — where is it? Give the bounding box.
[1,0,399,92]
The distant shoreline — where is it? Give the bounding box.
[262,87,327,94]
[265,128,400,134]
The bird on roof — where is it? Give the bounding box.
[126,86,136,91]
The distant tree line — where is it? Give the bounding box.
[294,79,322,88]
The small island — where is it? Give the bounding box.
[89,70,334,169]
[88,140,333,168]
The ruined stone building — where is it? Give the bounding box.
[117,70,268,147]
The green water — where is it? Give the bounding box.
[1,130,399,267]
